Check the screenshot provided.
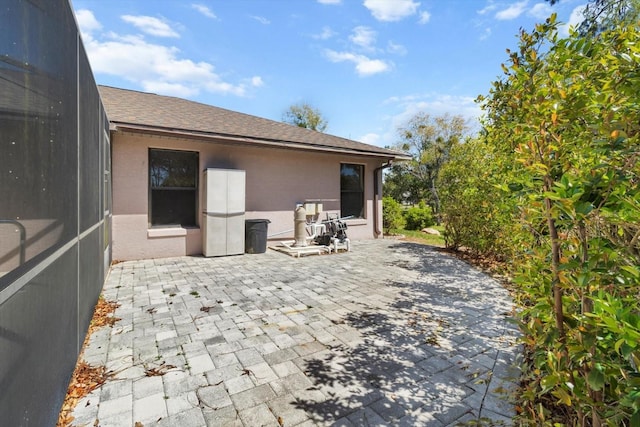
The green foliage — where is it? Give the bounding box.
[383,163,426,205]
[282,102,328,132]
[478,14,640,426]
[388,113,469,218]
[382,196,405,233]
[388,226,445,247]
[403,201,434,231]
[438,138,521,258]
[546,0,640,35]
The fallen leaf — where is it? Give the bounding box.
[144,361,177,377]
[57,296,119,427]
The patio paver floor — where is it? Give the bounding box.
[70,239,521,426]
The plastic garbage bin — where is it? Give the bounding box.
[245,219,270,254]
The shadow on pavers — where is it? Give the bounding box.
[294,242,519,426]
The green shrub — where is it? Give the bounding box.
[403,201,434,230]
[478,17,640,426]
[382,196,405,232]
[438,138,520,259]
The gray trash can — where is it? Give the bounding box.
[245,219,270,253]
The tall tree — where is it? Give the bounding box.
[383,162,425,206]
[282,102,328,132]
[388,113,468,218]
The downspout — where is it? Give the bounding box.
[373,160,393,237]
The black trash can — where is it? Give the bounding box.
[245,219,270,254]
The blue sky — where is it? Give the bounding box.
[72,0,586,148]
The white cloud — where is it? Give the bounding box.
[250,76,264,87]
[418,11,431,24]
[363,0,420,22]
[477,2,498,15]
[385,93,482,130]
[350,26,377,50]
[76,10,258,98]
[495,1,528,20]
[358,93,483,148]
[560,4,586,36]
[358,132,382,145]
[568,5,586,27]
[528,2,553,19]
[251,15,271,25]
[142,81,198,97]
[387,41,407,55]
[313,26,337,40]
[75,9,102,36]
[318,0,342,4]
[121,15,179,38]
[191,4,217,19]
[324,49,391,76]
[87,35,215,84]
[479,27,492,41]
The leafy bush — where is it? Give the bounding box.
[478,16,640,426]
[438,138,520,258]
[403,201,434,230]
[382,196,405,232]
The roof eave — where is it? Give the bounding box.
[111,122,411,161]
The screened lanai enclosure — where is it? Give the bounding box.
[0,1,111,425]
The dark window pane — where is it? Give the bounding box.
[340,164,364,218]
[150,150,197,188]
[151,189,197,226]
[340,164,363,191]
[149,149,198,226]
[341,192,364,218]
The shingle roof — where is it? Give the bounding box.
[98,85,408,159]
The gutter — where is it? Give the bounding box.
[111,123,411,160]
[373,160,393,237]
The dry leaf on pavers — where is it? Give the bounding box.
[277,416,284,426]
[57,296,120,427]
[89,296,121,332]
[240,368,255,377]
[135,422,144,427]
[144,361,177,377]
[57,361,115,426]
[425,333,439,346]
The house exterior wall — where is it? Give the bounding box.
[111,131,385,261]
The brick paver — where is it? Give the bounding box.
[71,239,520,426]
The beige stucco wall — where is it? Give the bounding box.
[111,131,386,261]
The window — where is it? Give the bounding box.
[149,149,198,227]
[340,163,364,218]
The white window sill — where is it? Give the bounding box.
[147,227,198,238]
[344,218,367,226]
